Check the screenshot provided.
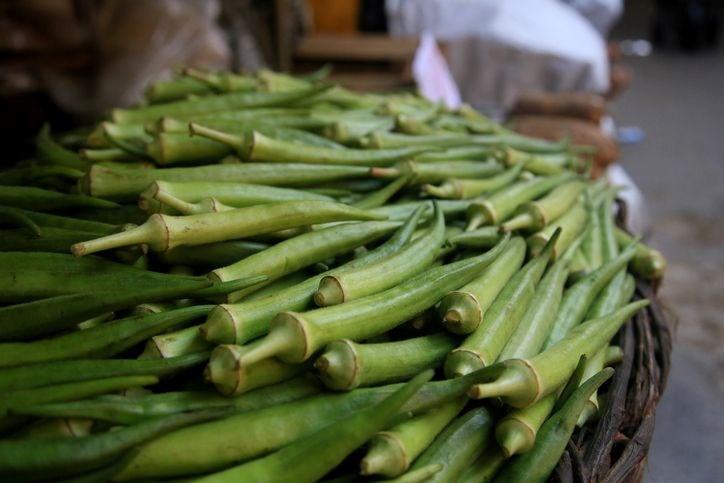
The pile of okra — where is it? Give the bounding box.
[0,68,667,482]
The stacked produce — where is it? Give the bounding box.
[0,68,667,482]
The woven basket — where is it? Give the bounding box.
[551,202,674,483]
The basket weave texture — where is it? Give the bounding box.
[551,281,672,483]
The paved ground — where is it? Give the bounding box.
[611,15,724,482]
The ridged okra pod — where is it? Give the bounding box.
[190,126,432,167]
[314,333,456,391]
[466,172,573,229]
[447,226,501,249]
[500,179,586,232]
[458,446,508,483]
[70,200,385,256]
[314,203,444,306]
[111,84,329,124]
[116,368,497,479]
[0,186,117,212]
[229,236,509,367]
[438,236,527,335]
[18,375,323,425]
[360,397,467,477]
[79,163,373,200]
[0,409,227,481]
[527,201,589,260]
[544,242,638,347]
[614,226,667,280]
[138,325,212,359]
[194,371,432,483]
[201,207,425,344]
[494,368,614,483]
[405,407,496,483]
[468,300,648,407]
[444,231,558,378]
[0,305,211,368]
[372,159,503,185]
[421,162,525,200]
[0,353,208,392]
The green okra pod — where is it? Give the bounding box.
[0,277,210,342]
[351,173,412,209]
[182,68,258,92]
[405,407,496,483]
[614,226,667,280]
[438,236,527,335]
[372,159,503,185]
[229,236,509,367]
[18,375,323,425]
[118,368,495,480]
[10,418,94,441]
[370,199,470,221]
[314,202,444,306]
[0,227,119,254]
[527,201,589,260]
[0,353,208,392]
[4,207,117,234]
[447,226,501,249]
[210,220,400,302]
[544,242,638,347]
[201,206,425,345]
[0,409,228,481]
[140,180,332,210]
[79,163,372,200]
[0,376,159,424]
[138,325,212,359]
[360,397,467,477]
[494,368,614,483]
[500,179,587,233]
[157,240,268,268]
[112,84,330,124]
[0,186,118,212]
[468,300,648,407]
[421,162,525,200]
[205,349,307,396]
[444,230,558,378]
[314,333,456,391]
[414,145,500,162]
[70,200,385,256]
[0,305,211,368]
[466,172,573,230]
[144,76,213,103]
[458,446,508,483]
[194,371,433,483]
[190,126,433,167]
[0,165,83,186]
[146,132,232,164]
[35,123,89,171]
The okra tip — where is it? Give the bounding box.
[314,275,346,306]
[495,418,536,457]
[440,291,483,335]
[467,359,540,407]
[444,348,486,379]
[314,339,359,391]
[205,344,246,396]
[200,305,237,344]
[360,432,407,477]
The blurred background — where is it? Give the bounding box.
[1,0,722,481]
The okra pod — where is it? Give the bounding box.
[211,220,400,302]
[495,368,614,483]
[0,305,211,368]
[112,84,330,123]
[231,236,509,367]
[360,397,467,477]
[139,325,212,359]
[314,203,443,306]
[468,300,648,407]
[190,126,433,167]
[447,226,501,249]
[421,162,525,200]
[314,333,456,391]
[157,240,268,268]
[527,201,589,260]
[0,409,228,481]
[614,227,667,280]
[118,369,493,479]
[444,230,558,377]
[0,353,208,392]
[405,407,496,483]
[438,236,527,335]
[71,200,385,256]
[35,123,89,171]
[144,76,213,103]
[18,375,323,425]
[201,206,424,344]
[466,173,573,229]
[373,159,503,185]
[500,179,586,233]
[79,163,372,200]
[0,186,118,212]
[194,371,432,483]
[351,173,412,209]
